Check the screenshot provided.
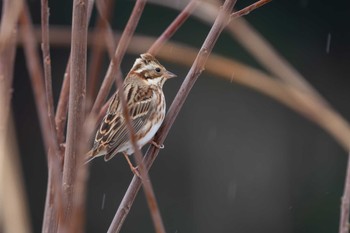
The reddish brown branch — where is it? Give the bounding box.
[0,0,23,53]
[340,151,350,233]
[107,0,238,231]
[0,0,17,126]
[89,0,167,231]
[40,0,64,231]
[91,0,147,116]
[55,0,95,152]
[86,0,115,112]
[59,0,88,232]
[230,0,271,19]
[148,0,198,55]
[19,3,64,232]
[113,55,166,233]
[41,0,56,146]
[55,63,70,149]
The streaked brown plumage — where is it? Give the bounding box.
[85,53,176,173]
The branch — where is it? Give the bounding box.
[59,0,88,232]
[107,0,238,231]
[0,2,26,231]
[90,0,147,116]
[112,51,166,233]
[55,64,70,148]
[0,0,18,136]
[41,0,56,147]
[230,0,271,19]
[86,0,115,111]
[87,0,167,231]
[55,0,95,152]
[339,151,350,233]
[0,0,23,53]
[147,0,198,55]
[39,0,66,231]
[19,2,65,227]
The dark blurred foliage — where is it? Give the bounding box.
[11,0,350,232]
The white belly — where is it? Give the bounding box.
[125,93,165,155]
[124,120,163,155]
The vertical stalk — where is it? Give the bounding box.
[60,0,88,231]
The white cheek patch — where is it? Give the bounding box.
[147,77,162,85]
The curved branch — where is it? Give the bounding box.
[107,0,238,231]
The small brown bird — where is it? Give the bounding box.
[85,53,176,174]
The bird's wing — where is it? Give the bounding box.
[93,84,156,160]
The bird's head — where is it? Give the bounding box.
[130,53,176,87]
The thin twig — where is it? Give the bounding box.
[0,0,17,136]
[94,0,116,58]
[147,0,199,55]
[0,0,23,53]
[112,54,166,233]
[0,2,26,231]
[41,0,56,146]
[86,0,115,112]
[40,0,65,231]
[225,7,330,107]
[108,0,238,231]
[20,3,65,233]
[55,0,95,152]
[1,118,32,233]
[230,0,271,19]
[92,1,199,232]
[90,0,147,116]
[55,63,70,149]
[151,0,329,107]
[59,0,88,232]
[90,0,167,231]
[340,151,350,233]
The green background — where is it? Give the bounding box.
[13,0,350,232]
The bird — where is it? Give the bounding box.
[85,53,176,175]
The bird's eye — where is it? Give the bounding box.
[155,67,161,72]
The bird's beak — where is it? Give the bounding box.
[165,70,177,79]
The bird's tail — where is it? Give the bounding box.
[84,150,96,165]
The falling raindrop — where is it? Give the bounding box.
[101,193,106,210]
[227,180,237,203]
[326,33,331,54]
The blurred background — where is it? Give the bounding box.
[8,0,350,232]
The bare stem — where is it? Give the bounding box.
[19,5,65,233]
[55,0,95,151]
[230,0,271,19]
[91,0,147,116]
[339,151,350,233]
[112,56,166,233]
[0,0,23,53]
[41,0,56,145]
[55,63,70,149]
[108,0,238,231]
[0,0,18,131]
[59,0,88,232]
[39,1,65,231]
[86,0,115,112]
[0,3,24,231]
[90,0,167,231]
[147,0,199,55]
